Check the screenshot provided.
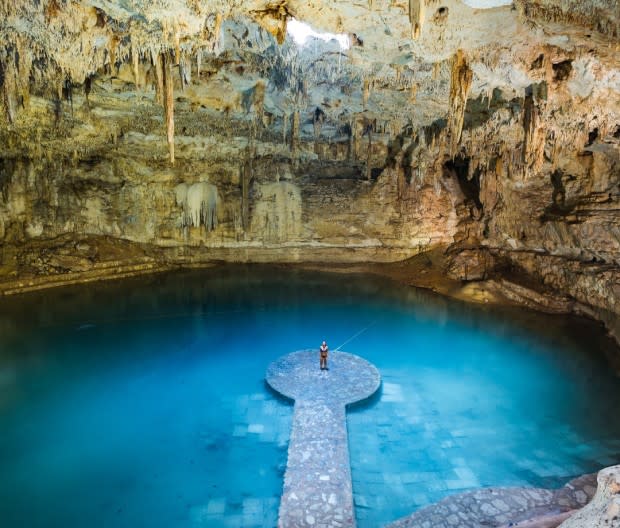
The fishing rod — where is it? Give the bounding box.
[333,320,377,351]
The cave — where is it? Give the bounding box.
[552,59,573,82]
[586,127,599,147]
[1,1,620,528]
[443,156,483,211]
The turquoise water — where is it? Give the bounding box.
[0,266,619,528]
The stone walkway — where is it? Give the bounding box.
[266,349,381,528]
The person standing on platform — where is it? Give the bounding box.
[319,340,329,370]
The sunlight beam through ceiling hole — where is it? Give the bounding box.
[461,0,513,8]
[287,19,350,50]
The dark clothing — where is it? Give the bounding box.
[319,344,328,369]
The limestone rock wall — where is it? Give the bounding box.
[559,465,620,528]
[0,134,458,267]
[0,0,619,341]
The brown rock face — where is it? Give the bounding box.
[0,1,619,346]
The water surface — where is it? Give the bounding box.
[0,266,619,527]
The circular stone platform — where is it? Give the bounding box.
[266,349,381,405]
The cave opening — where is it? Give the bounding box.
[530,53,544,69]
[433,6,449,23]
[586,127,599,146]
[444,156,483,211]
[286,18,349,50]
[552,59,573,81]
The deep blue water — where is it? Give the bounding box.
[0,266,619,527]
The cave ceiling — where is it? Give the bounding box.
[0,0,618,163]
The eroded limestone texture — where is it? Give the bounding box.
[559,465,620,528]
[0,1,619,344]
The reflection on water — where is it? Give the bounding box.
[0,266,619,528]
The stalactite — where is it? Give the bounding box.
[514,0,618,39]
[212,13,222,54]
[410,83,418,103]
[162,53,175,165]
[409,0,425,39]
[447,49,473,157]
[349,118,357,161]
[109,35,119,72]
[275,17,287,45]
[1,58,16,124]
[179,53,190,91]
[363,78,370,107]
[291,110,299,154]
[132,45,140,89]
[253,80,265,127]
[14,35,32,112]
[152,48,164,105]
[173,21,181,64]
[282,112,288,144]
[365,121,373,180]
[522,82,547,174]
[175,182,218,231]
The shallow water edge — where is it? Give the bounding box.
[1,244,619,371]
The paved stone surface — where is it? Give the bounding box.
[386,472,598,528]
[266,349,381,528]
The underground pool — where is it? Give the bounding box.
[0,266,619,528]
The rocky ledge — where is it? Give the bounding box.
[388,466,620,528]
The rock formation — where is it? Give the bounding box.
[559,465,620,528]
[0,0,619,346]
[387,471,599,528]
